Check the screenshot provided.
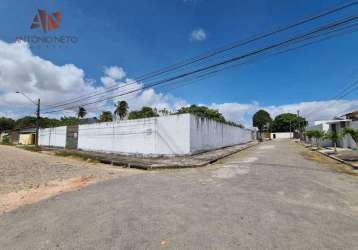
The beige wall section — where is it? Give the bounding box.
[19,134,35,145]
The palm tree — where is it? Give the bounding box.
[114,101,128,120]
[324,131,342,153]
[77,106,87,119]
[342,128,358,147]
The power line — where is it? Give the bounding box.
[42,0,358,110]
[42,14,358,114]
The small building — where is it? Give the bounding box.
[344,111,358,122]
[18,128,36,145]
[270,132,293,139]
[306,118,357,149]
[326,119,355,148]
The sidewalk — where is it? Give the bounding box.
[299,142,358,170]
[40,141,259,170]
[317,147,358,169]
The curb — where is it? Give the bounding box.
[316,150,358,170]
[296,141,358,170]
[137,142,259,170]
[34,142,260,170]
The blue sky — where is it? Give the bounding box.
[0,0,358,126]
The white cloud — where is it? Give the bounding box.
[103,66,126,80]
[189,28,207,42]
[212,100,358,128]
[102,77,187,112]
[0,40,102,112]
[0,40,357,127]
[0,40,187,118]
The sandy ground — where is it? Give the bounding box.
[0,145,142,214]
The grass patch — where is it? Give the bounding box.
[54,150,100,163]
[300,149,358,175]
[21,145,42,152]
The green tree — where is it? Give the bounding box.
[114,101,129,120]
[59,116,80,126]
[342,128,358,148]
[0,117,15,131]
[14,116,37,129]
[306,130,325,148]
[252,110,272,134]
[324,131,342,153]
[128,106,159,120]
[271,113,307,132]
[100,111,113,122]
[176,104,226,123]
[77,106,87,119]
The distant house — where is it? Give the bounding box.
[344,111,358,122]
[306,117,357,149]
[18,128,36,145]
[270,132,293,139]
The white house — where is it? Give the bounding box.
[270,132,293,139]
[306,118,357,149]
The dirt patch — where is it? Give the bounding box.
[0,176,101,214]
[0,145,143,214]
[300,149,358,175]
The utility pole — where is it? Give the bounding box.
[16,91,40,146]
[297,110,301,140]
[36,98,40,146]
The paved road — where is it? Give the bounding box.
[1,140,357,249]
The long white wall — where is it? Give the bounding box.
[39,126,67,147]
[189,115,253,153]
[78,114,192,155]
[78,118,157,154]
[41,114,254,155]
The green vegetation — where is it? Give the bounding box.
[0,116,81,131]
[342,128,358,147]
[306,130,325,148]
[54,150,99,162]
[176,104,243,128]
[0,117,15,131]
[324,131,343,153]
[77,106,87,119]
[252,110,272,133]
[1,135,9,144]
[128,106,159,120]
[21,145,42,152]
[114,100,129,120]
[100,111,113,122]
[271,113,307,133]
[177,105,225,123]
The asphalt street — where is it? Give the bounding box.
[0,140,357,249]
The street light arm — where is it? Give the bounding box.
[15,91,37,105]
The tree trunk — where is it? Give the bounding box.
[334,142,337,154]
